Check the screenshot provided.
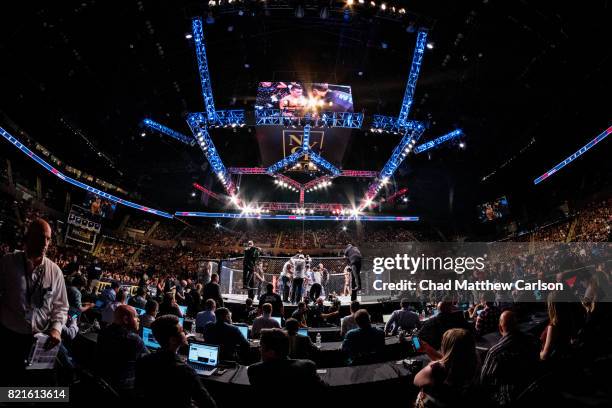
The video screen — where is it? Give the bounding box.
[83,192,117,219]
[477,196,510,222]
[255,82,353,117]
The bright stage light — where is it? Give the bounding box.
[380,3,386,10]
[185,33,193,39]
[191,192,197,197]
[426,42,434,50]
[459,142,465,148]
[350,208,360,217]
[342,226,347,231]
[347,0,354,5]
[215,222,221,228]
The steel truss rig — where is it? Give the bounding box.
[0,16,465,223]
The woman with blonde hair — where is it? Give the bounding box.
[414,328,478,407]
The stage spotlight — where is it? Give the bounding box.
[342,226,347,231]
[370,1,375,6]
[380,3,386,10]
[358,71,363,76]
[140,132,146,137]
[346,0,354,5]
[459,142,466,148]
[359,0,365,3]
[185,33,193,39]
[215,222,221,228]
[402,197,408,202]
[309,209,314,214]
[427,42,435,50]
[191,192,197,197]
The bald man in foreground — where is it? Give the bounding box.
[480,310,541,406]
[0,218,69,385]
[95,304,148,393]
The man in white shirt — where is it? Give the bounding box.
[290,254,306,304]
[308,266,323,301]
[0,219,69,385]
[340,301,360,337]
[279,261,293,302]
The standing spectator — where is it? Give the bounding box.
[279,261,293,302]
[102,289,128,324]
[0,218,69,385]
[202,273,224,307]
[290,254,306,304]
[258,283,284,317]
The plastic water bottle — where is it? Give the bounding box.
[316,332,322,348]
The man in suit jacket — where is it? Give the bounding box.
[344,243,362,301]
[202,307,248,362]
[285,318,318,360]
[248,328,325,399]
[202,273,223,307]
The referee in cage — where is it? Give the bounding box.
[243,241,261,300]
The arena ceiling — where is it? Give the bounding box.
[0,0,609,227]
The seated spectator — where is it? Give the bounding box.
[202,307,249,361]
[128,286,147,309]
[308,298,339,327]
[95,305,148,393]
[418,301,472,350]
[247,328,324,403]
[67,275,92,316]
[480,311,541,407]
[195,299,217,333]
[341,309,385,365]
[540,291,584,361]
[202,273,224,307]
[100,281,120,307]
[135,315,217,408]
[474,294,502,337]
[158,292,182,317]
[414,328,479,407]
[140,300,158,329]
[340,301,360,337]
[258,283,284,317]
[102,289,128,324]
[384,298,421,335]
[252,303,281,339]
[291,302,308,327]
[242,298,257,324]
[285,318,318,360]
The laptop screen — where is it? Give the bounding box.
[178,317,184,327]
[135,307,146,316]
[298,328,308,337]
[188,343,219,368]
[383,314,392,323]
[179,305,188,316]
[271,316,282,326]
[142,327,160,350]
[236,325,248,340]
[95,299,104,309]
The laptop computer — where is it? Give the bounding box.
[187,343,219,376]
[271,316,282,327]
[235,325,248,340]
[135,307,146,316]
[382,314,392,323]
[179,305,188,316]
[178,317,184,328]
[298,328,308,337]
[142,327,160,350]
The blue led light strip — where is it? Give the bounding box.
[308,152,341,176]
[397,29,428,126]
[0,126,173,218]
[192,17,217,123]
[142,119,195,146]
[174,211,419,222]
[302,124,311,150]
[414,129,463,154]
[534,126,611,185]
[266,150,305,174]
[186,113,235,195]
